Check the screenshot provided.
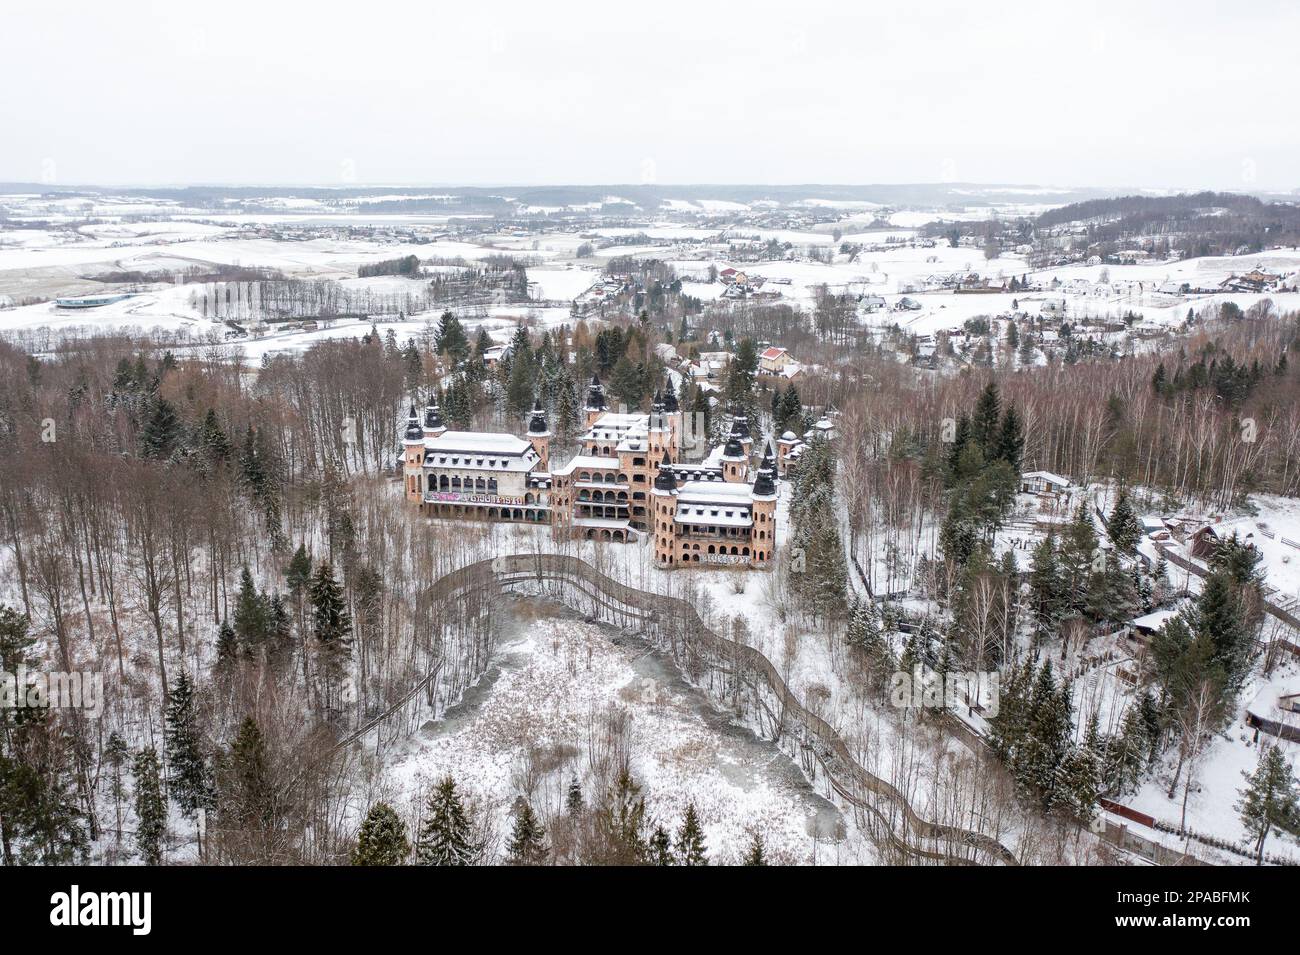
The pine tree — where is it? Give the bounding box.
[565,776,584,820]
[555,370,580,440]
[164,671,212,819]
[970,381,1001,453]
[1108,487,1142,556]
[599,768,648,864]
[1059,503,1099,618]
[232,566,268,655]
[133,747,167,865]
[215,619,238,672]
[641,825,671,865]
[505,801,549,865]
[286,544,312,598]
[222,716,274,842]
[1014,661,1072,809]
[198,408,232,467]
[140,397,185,460]
[993,406,1024,470]
[741,831,768,866]
[434,311,470,366]
[674,802,708,866]
[610,355,642,408]
[416,777,479,866]
[353,802,410,865]
[1057,744,1100,823]
[1238,746,1299,864]
[309,561,352,686]
[104,732,129,849]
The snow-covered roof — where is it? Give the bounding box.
[1021,470,1072,487]
[1128,609,1178,632]
[675,503,753,527]
[676,480,754,504]
[552,454,621,476]
[429,431,531,455]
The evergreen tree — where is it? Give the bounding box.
[674,802,708,866]
[133,747,167,865]
[1027,535,1063,640]
[565,776,584,820]
[647,824,674,865]
[140,397,185,460]
[416,776,479,866]
[599,768,648,864]
[232,566,269,655]
[1238,746,1299,864]
[1014,661,1073,809]
[1108,488,1142,556]
[309,562,352,685]
[221,716,275,849]
[1057,743,1101,823]
[352,802,410,865]
[215,619,238,672]
[993,406,1024,470]
[1058,503,1099,618]
[555,369,580,440]
[286,545,312,602]
[609,355,642,408]
[198,408,232,467]
[104,731,129,849]
[164,671,212,819]
[970,381,1001,453]
[505,801,549,865]
[434,311,470,366]
[741,831,768,866]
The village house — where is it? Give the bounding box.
[1019,470,1072,495]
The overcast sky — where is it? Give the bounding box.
[4,0,1297,191]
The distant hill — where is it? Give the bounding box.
[1036,191,1300,257]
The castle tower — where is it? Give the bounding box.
[526,397,552,471]
[729,412,753,460]
[584,373,607,428]
[776,429,799,476]
[750,444,778,566]
[423,399,447,440]
[402,404,425,502]
[720,432,747,483]
[651,450,678,566]
[647,389,674,464]
[661,378,683,457]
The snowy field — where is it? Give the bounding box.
[4,188,1297,346]
[382,603,870,865]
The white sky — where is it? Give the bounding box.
[3,0,1297,191]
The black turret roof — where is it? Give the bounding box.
[585,374,606,410]
[729,413,751,441]
[753,446,777,497]
[654,450,676,491]
[527,397,548,435]
[404,405,423,441]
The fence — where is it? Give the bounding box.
[488,553,1024,864]
[315,552,1236,866]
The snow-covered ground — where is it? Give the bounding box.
[5,190,1297,347]
[383,604,870,864]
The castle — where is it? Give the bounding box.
[401,375,777,568]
